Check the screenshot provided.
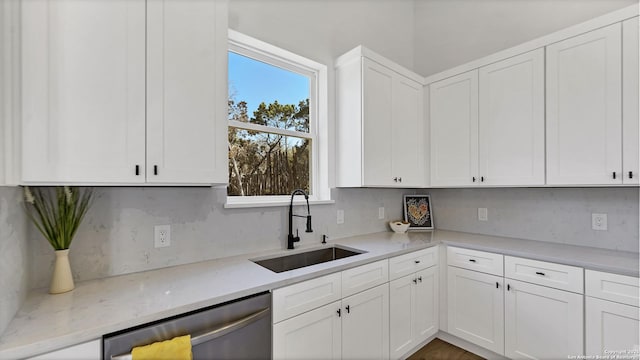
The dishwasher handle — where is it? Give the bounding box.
[111,308,270,360]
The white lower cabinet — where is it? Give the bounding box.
[342,283,390,360]
[447,266,504,355]
[585,297,640,356]
[272,260,390,360]
[390,266,438,359]
[273,284,389,360]
[273,301,342,360]
[585,270,640,356]
[504,279,584,359]
[27,340,101,360]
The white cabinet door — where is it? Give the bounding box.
[21,0,146,183]
[389,275,415,359]
[479,49,545,186]
[273,301,342,360]
[363,58,394,187]
[586,297,640,356]
[27,340,101,360]
[414,266,438,343]
[447,266,504,355]
[623,17,639,185]
[505,279,584,359]
[390,266,438,360]
[430,70,479,186]
[336,48,425,188]
[546,23,622,185]
[392,76,425,187]
[146,0,227,184]
[342,283,389,360]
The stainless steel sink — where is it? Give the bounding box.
[252,246,366,273]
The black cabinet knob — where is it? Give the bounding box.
[630,171,634,179]
[135,165,140,176]
[613,171,616,179]
[345,305,350,314]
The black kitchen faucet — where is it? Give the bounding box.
[288,189,312,249]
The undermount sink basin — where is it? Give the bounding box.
[252,246,366,273]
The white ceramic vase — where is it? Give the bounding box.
[50,249,75,294]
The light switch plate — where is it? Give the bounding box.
[592,213,607,231]
[478,208,488,221]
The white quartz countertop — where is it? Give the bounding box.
[0,230,637,359]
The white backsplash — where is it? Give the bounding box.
[427,187,639,253]
[28,187,414,290]
[0,187,28,336]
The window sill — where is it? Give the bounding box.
[224,198,335,209]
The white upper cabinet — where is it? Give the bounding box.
[478,49,545,186]
[623,17,639,185]
[146,0,227,184]
[21,0,227,185]
[546,23,622,185]
[430,49,544,187]
[336,46,425,188]
[21,0,147,184]
[430,70,479,187]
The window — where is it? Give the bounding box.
[226,30,329,207]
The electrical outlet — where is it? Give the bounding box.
[154,225,171,248]
[478,208,488,221]
[378,207,385,220]
[592,213,608,231]
[337,210,345,224]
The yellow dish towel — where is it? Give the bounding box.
[131,335,192,360]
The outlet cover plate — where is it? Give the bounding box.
[478,208,488,221]
[154,225,171,248]
[378,207,385,220]
[592,213,607,231]
[337,210,344,224]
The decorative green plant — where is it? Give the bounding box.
[23,186,94,250]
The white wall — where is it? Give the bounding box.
[0,187,28,336]
[428,188,639,253]
[414,0,637,76]
[229,0,416,188]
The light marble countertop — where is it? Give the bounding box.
[0,230,637,359]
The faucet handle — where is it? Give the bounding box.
[305,215,313,233]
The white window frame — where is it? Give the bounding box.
[225,30,331,208]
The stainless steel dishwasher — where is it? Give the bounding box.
[103,292,271,360]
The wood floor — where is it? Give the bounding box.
[407,338,485,360]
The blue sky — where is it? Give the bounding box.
[228,52,309,117]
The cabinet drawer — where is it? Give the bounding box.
[273,272,342,323]
[447,247,503,276]
[389,247,438,281]
[342,259,388,298]
[586,270,639,307]
[505,256,583,293]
